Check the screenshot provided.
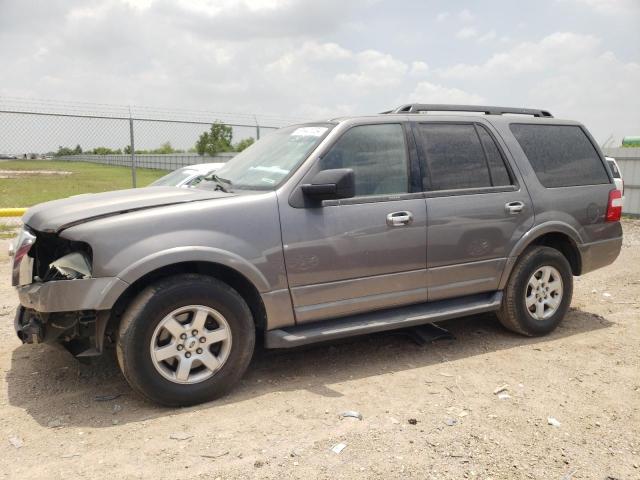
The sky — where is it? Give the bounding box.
[1,0,639,145]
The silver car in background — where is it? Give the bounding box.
[150,162,225,188]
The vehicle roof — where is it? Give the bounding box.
[326,104,582,127]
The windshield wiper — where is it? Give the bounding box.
[203,173,233,193]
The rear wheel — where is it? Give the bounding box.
[116,274,255,406]
[497,246,573,336]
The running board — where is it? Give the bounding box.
[265,291,502,349]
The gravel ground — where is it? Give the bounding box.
[0,221,638,480]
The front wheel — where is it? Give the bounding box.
[116,274,255,406]
[497,246,573,336]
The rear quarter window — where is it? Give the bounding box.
[510,124,609,188]
[607,160,621,178]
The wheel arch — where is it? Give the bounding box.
[499,223,584,289]
[107,260,268,344]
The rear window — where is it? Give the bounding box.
[607,160,621,178]
[510,124,609,188]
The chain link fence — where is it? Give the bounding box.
[0,97,307,188]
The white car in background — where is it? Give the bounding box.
[150,162,225,188]
[605,157,624,205]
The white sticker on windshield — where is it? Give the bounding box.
[291,127,328,137]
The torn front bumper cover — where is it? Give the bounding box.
[14,276,129,357]
[17,276,128,313]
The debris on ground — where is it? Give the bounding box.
[547,417,561,427]
[497,392,511,400]
[408,418,418,425]
[561,467,578,480]
[200,451,229,459]
[8,436,24,449]
[94,393,122,402]
[112,404,122,414]
[169,432,193,441]
[61,453,81,459]
[493,384,509,395]
[444,418,457,426]
[331,443,347,454]
[339,410,363,420]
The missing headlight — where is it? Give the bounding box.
[48,252,92,280]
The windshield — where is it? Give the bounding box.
[197,124,332,191]
[151,168,198,186]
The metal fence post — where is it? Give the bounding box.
[129,112,137,188]
[254,115,260,141]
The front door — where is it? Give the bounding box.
[412,121,534,301]
[278,123,427,323]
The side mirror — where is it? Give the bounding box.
[301,168,355,201]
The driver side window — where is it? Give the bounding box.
[319,124,409,197]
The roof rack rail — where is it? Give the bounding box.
[383,104,553,118]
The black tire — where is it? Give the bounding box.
[116,274,255,407]
[497,246,573,336]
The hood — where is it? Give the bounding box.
[23,186,233,233]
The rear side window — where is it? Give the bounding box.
[607,160,621,178]
[415,123,512,191]
[510,124,609,188]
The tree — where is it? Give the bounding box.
[92,147,118,155]
[195,121,233,156]
[152,141,176,154]
[73,144,83,155]
[55,146,74,157]
[234,137,255,152]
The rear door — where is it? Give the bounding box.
[412,121,534,301]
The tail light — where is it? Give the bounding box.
[605,189,622,222]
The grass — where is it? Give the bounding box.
[0,160,165,208]
[0,223,18,239]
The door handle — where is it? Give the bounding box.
[387,211,413,227]
[505,201,525,215]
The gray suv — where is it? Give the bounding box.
[11,104,623,406]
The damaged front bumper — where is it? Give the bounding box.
[17,276,128,313]
[14,277,129,357]
[14,306,110,357]
[10,225,129,357]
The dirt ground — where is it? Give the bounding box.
[0,221,638,480]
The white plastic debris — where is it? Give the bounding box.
[169,432,193,441]
[493,384,509,395]
[339,410,363,421]
[331,442,347,454]
[547,417,561,427]
[8,436,24,449]
[497,392,511,400]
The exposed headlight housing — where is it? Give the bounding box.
[48,252,92,280]
[11,228,36,286]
